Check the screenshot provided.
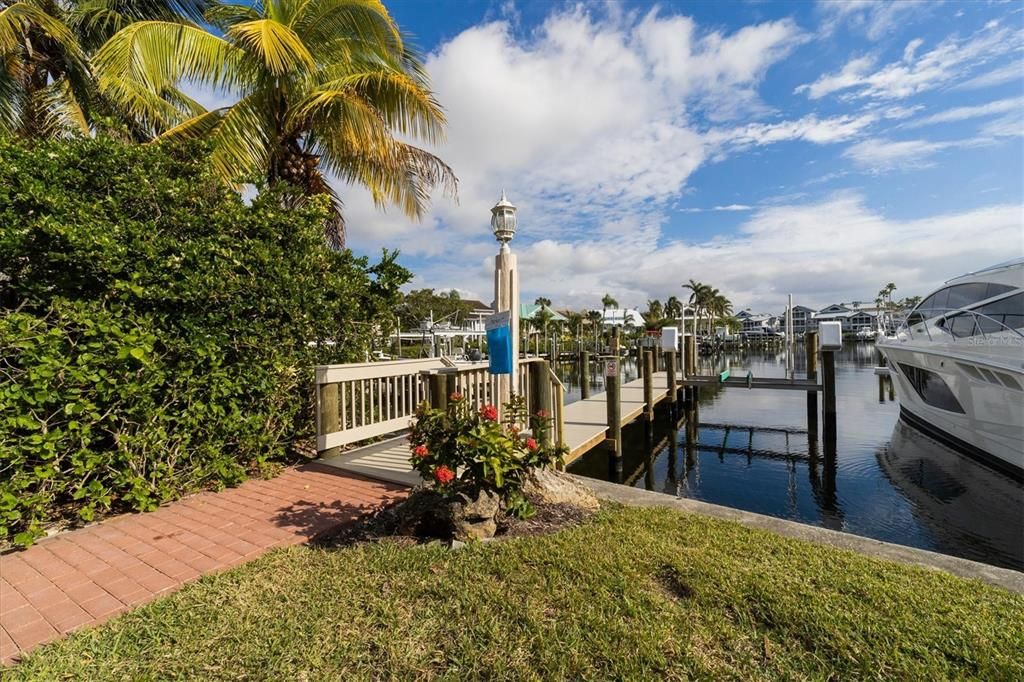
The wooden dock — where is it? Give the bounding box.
[562,371,671,463]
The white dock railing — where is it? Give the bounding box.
[315,357,565,455]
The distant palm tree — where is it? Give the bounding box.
[601,293,618,313]
[533,307,553,356]
[534,296,552,307]
[664,295,683,321]
[586,309,603,350]
[93,0,456,247]
[645,299,664,329]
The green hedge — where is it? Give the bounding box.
[0,136,409,546]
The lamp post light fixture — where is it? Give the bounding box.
[491,190,517,250]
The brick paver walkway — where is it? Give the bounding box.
[0,464,406,665]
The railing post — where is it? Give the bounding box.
[428,371,447,411]
[317,382,340,458]
[534,359,554,447]
[643,349,655,423]
[580,350,591,400]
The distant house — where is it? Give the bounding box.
[601,308,646,328]
[814,303,878,332]
[780,304,816,335]
[519,303,569,323]
[738,311,780,336]
[458,299,494,332]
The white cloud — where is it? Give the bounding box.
[713,112,878,149]
[907,97,1024,128]
[797,23,1023,100]
[843,138,953,171]
[954,61,1024,90]
[817,0,932,41]
[678,204,754,213]
[421,194,1024,312]
[346,8,807,249]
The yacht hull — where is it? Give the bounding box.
[881,344,1024,480]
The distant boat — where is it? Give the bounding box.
[877,258,1024,479]
[855,328,878,341]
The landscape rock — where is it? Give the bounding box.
[449,489,500,541]
[523,469,600,512]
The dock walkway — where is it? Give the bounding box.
[322,371,674,485]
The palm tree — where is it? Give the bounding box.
[682,279,708,335]
[586,309,603,351]
[645,299,663,329]
[533,307,553,356]
[664,295,683,322]
[601,293,618,313]
[534,296,551,307]
[93,0,456,247]
[0,0,207,138]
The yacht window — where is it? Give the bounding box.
[983,283,1015,300]
[938,293,1023,337]
[946,282,990,309]
[897,363,966,413]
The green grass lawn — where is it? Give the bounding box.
[11,505,1024,680]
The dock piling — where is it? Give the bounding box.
[822,348,837,446]
[643,349,655,423]
[805,331,819,435]
[580,350,591,400]
[666,349,678,420]
[606,327,623,474]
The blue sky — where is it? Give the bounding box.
[336,0,1024,312]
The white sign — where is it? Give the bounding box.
[484,310,511,331]
[661,327,679,351]
[605,360,619,377]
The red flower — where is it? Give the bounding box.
[433,465,455,485]
[479,404,499,421]
[450,391,463,401]
[413,445,428,458]
[536,409,549,419]
[525,437,538,451]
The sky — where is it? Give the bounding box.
[336,0,1024,313]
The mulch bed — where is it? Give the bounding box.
[315,491,595,549]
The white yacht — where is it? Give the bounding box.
[877,259,1024,480]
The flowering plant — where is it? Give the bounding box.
[407,393,565,517]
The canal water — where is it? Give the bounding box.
[558,345,1024,571]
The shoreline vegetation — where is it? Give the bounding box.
[9,504,1023,679]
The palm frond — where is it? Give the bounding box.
[315,69,445,143]
[94,21,245,128]
[225,19,315,77]
[0,3,82,57]
[293,0,402,58]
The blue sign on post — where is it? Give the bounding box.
[485,311,513,375]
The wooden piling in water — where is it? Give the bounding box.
[643,349,655,423]
[822,348,837,446]
[606,327,623,472]
[580,350,591,400]
[666,349,678,420]
[318,383,341,458]
[805,331,819,435]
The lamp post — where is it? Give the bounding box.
[492,191,519,411]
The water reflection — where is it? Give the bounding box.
[563,343,1024,570]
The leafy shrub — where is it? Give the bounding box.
[407,395,566,517]
[0,136,409,545]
